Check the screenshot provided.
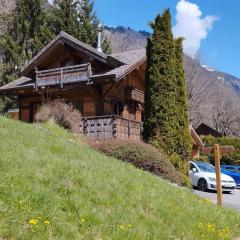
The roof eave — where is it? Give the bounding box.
[115,57,146,82]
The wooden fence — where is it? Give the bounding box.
[80,115,142,141]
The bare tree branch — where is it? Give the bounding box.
[184,55,212,127]
[212,96,240,136]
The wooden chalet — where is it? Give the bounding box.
[0,31,204,156]
[0,31,145,140]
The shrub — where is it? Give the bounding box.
[169,154,191,188]
[92,139,185,186]
[201,135,240,165]
[35,99,81,132]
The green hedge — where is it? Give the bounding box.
[92,139,187,186]
[201,136,240,165]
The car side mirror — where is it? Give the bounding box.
[192,168,197,172]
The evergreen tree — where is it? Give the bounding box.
[77,0,111,53]
[78,0,98,46]
[50,0,111,54]
[174,38,192,159]
[0,0,52,113]
[143,10,178,156]
[101,34,112,54]
[0,0,52,81]
[143,9,191,162]
[50,0,80,37]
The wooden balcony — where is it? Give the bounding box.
[35,64,92,89]
[125,87,144,103]
[80,115,142,141]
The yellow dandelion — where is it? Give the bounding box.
[44,220,50,225]
[28,219,38,225]
[119,225,125,230]
[198,223,203,228]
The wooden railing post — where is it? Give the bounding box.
[60,68,63,88]
[128,119,130,138]
[140,122,142,140]
[112,116,117,139]
[214,144,223,206]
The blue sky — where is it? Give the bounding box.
[94,0,240,78]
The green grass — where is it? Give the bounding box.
[0,116,239,240]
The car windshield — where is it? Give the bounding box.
[225,166,236,172]
[195,163,216,173]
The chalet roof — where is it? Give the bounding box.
[0,77,33,91]
[92,49,146,80]
[109,49,146,79]
[0,32,146,93]
[21,31,111,75]
[195,123,222,137]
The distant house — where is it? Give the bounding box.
[0,31,203,156]
[195,123,222,138]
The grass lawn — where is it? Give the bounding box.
[0,116,239,239]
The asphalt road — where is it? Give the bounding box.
[193,188,240,211]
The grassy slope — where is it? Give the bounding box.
[0,117,239,240]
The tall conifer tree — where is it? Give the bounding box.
[50,0,80,37]
[0,0,52,82]
[0,0,52,111]
[174,38,192,159]
[143,10,177,155]
[78,0,98,46]
[143,9,191,161]
[50,0,111,54]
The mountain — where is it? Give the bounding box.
[104,26,148,53]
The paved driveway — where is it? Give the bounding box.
[193,188,240,211]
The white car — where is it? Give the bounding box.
[189,161,236,192]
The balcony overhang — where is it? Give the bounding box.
[35,64,93,90]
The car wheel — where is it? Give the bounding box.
[198,178,208,192]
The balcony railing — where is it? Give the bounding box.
[79,115,142,141]
[125,87,144,104]
[35,64,92,89]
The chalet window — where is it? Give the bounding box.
[111,102,122,116]
[61,58,71,67]
[75,56,84,65]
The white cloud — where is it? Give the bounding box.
[173,0,218,58]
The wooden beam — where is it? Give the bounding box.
[201,144,235,207]
[202,146,234,155]
[214,144,222,206]
[103,78,126,99]
[135,67,144,84]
